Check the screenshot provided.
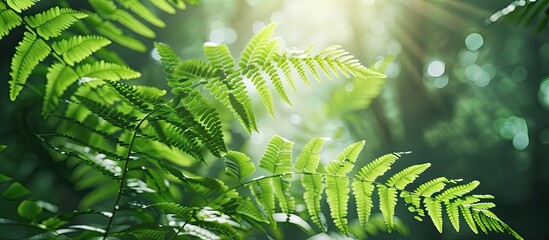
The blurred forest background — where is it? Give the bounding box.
[1,0,547,239]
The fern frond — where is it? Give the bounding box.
[294,137,326,172]
[446,201,460,231]
[236,198,269,223]
[42,63,80,115]
[149,0,176,14]
[6,0,36,13]
[386,163,431,190]
[301,174,324,231]
[461,204,478,234]
[76,60,141,81]
[52,35,111,66]
[355,153,398,181]
[190,220,238,240]
[9,31,51,101]
[89,0,155,38]
[145,121,204,162]
[85,13,146,52]
[259,136,295,215]
[259,136,293,174]
[172,59,216,83]
[0,5,22,40]
[378,185,398,232]
[50,114,129,147]
[151,202,192,218]
[116,223,171,239]
[352,179,375,228]
[224,151,255,182]
[238,22,276,68]
[249,70,275,116]
[116,0,165,27]
[155,42,181,81]
[204,43,235,74]
[161,163,226,199]
[435,181,480,202]
[325,140,365,175]
[425,198,443,232]
[106,81,165,112]
[75,95,138,130]
[250,179,276,222]
[175,89,226,156]
[24,7,87,40]
[325,176,349,234]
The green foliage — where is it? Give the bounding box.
[0,1,523,239]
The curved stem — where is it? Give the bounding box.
[103,110,155,239]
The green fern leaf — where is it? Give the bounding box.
[249,70,275,116]
[355,153,399,181]
[150,202,192,218]
[75,95,138,129]
[250,179,276,221]
[76,60,141,81]
[116,0,165,27]
[414,177,450,197]
[9,31,51,101]
[435,181,480,202]
[149,0,176,14]
[446,201,460,231]
[161,163,226,198]
[85,13,146,52]
[325,140,365,175]
[155,42,181,81]
[42,63,80,115]
[266,63,291,105]
[106,81,166,112]
[273,176,295,216]
[460,205,478,234]
[277,58,297,92]
[172,59,216,82]
[301,174,324,230]
[290,57,312,86]
[167,0,189,10]
[89,0,155,38]
[52,35,111,66]
[294,137,326,172]
[204,43,235,74]
[167,89,226,156]
[259,136,295,215]
[191,220,238,239]
[352,179,374,228]
[50,114,129,147]
[386,163,431,190]
[0,5,22,40]
[325,176,349,234]
[6,0,36,13]
[116,223,171,239]
[425,198,443,232]
[378,185,398,232]
[237,198,269,223]
[145,121,204,162]
[259,136,293,174]
[238,22,276,68]
[24,7,87,40]
[224,151,254,181]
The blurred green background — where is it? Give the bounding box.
[1,0,548,239]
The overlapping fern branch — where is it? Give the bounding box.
[216,136,523,239]
[169,22,386,133]
[0,0,195,115]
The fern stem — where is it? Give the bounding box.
[103,110,155,239]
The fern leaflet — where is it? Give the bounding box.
[9,31,51,100]
[24,7,87,40]
[52,35,111,66]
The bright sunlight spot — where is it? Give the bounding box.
[427,60,445,77]
[465,33,484,51]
